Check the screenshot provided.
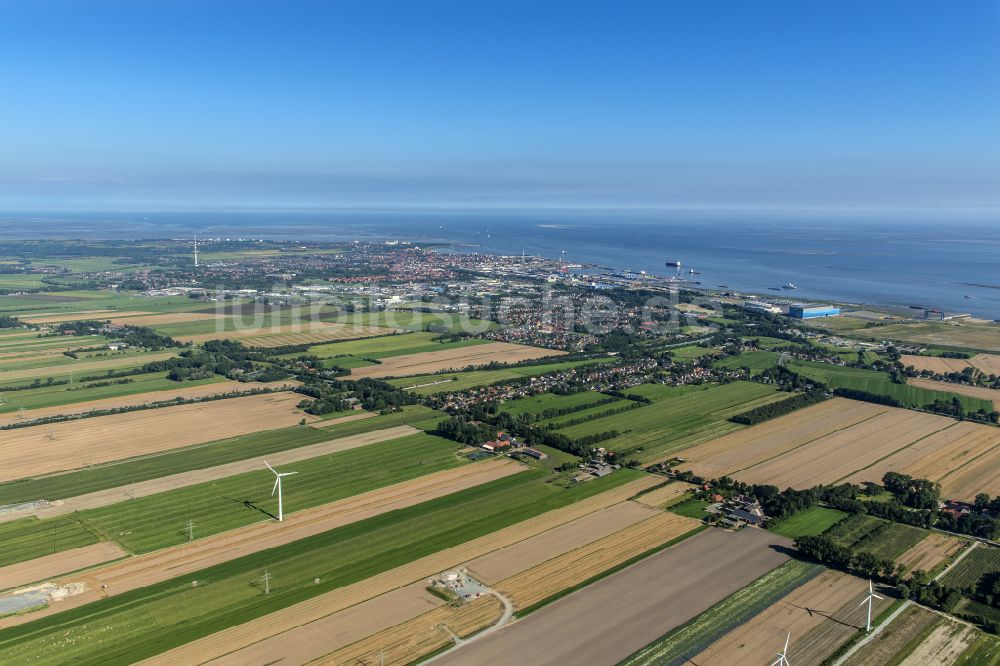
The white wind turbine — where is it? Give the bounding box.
[859,579,884,632]
[264,460,297,522]
[770,631,791,666]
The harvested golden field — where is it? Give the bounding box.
[0,351,177,382]
[692,570,869,666]
[909,377,1000,409]
[309,594,503,666]
[0,392,312,482]
[0,542,126,591]
[676,398,888,479]
[896,533,966,573]
[633,482,693,508]
[498,511,700,610]
[140,476,661,666]
[178,323,389,347]
[901,355,974,374]
[972,353,1000,375]
[106,312,218,326]
[20,310,150,324]
[0,380,286,427]
[466,501,662,584]
[842,421,1000,490]
[939,443,1000,500]
[736,409,953,489]
[350,342,565,378]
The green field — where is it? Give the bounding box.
[288,331,488,361]
[769,506,847,539]
[554,381,783,462]
[0,469,644,666]
[668,498,711,519]
[713,350,781,373]
[667,345,718,361]
[786,359,993,411]
[0,405,445,505]
[386,357,615,394]
[499,390,613,419]
[943,546,1000,589]
[822,513,927,560]
[540,398,635,429]
[78,431,467,553]
[0,516,100,568]
[0,273,49,291]
[620,559,824,666]
[325,310,497,333]
[0,372,224,414]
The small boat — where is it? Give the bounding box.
[782,283,797,289]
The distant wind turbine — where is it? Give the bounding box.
[770,631,791,666]
[859,579,884,632]
[264,460,297,522]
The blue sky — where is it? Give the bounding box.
[0,0,997,214]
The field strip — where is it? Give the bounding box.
[0,380,287,427]
[909,377,1000,410]
[0,425,420,522]
[138,475,661,666]
[0,542,127,592]
[306,411,376,428]
[895,533,966,574]
[20,310,152,324]
[938,442,1000,499]
[0,459,526,630]
[465,501,662,584]
[633,481,692,508]
[832,421,960,484]
[429,529,791,666]
[691,570,868,666]
[106,312,219,326]
[0,392,313,483]
[0,351,177,383]
[349,342,564,379]
[177,323,389,346]
[201,503,683,666]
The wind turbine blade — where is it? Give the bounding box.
[280,471,298,477]
[873,594,884,600]
[263,460,276,474]
[272,477,279,496]
[858,598,869,608]
[770,659,781,666]
[784,632,790,652]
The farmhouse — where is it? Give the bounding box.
[721,494,766,527]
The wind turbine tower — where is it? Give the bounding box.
[264,460,297,522]
[193,234,199,267]
[859,579,884,632]
[770,631,791,666]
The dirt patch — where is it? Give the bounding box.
[350,343,565,379]
[430,528,791,666]
[693,570,874,666]
[2,425,420,522]
[674,398,887,477]
[896,533,966,574]
[0,380,288,427]
[137,475,661,666]
[734,408,953,489]
[465,501,662,584]
[0,542,126,591]
[0,392,312,483]
[908,378,1000,410]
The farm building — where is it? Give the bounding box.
[788,304,841,319]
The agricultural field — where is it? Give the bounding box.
[620,559,823,666]
[862,321,1000,353]
[285,330,489,362]
[386,357,614,394]
[769,506,847,539]
[908,377,1000,409]
[554,381,784,462]
[0,349,178,386]
[0,469,648,665]
[896,533,967,576]
[665,344,718,361]
[435,529,793,666]
[0,516,100,568]
[713,350,780,373]
[498,389,614,419]
[786,359,993,411]
[0,392,313,482]
[349,341,564,378]
[173,321,391,347]
[942,546,1000,590]
[843,604,1000,666]
[324,309,497,333]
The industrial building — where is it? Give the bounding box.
[744,300,783,314]
[788,304,841,319]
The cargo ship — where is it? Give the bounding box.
[665,260,682,268]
